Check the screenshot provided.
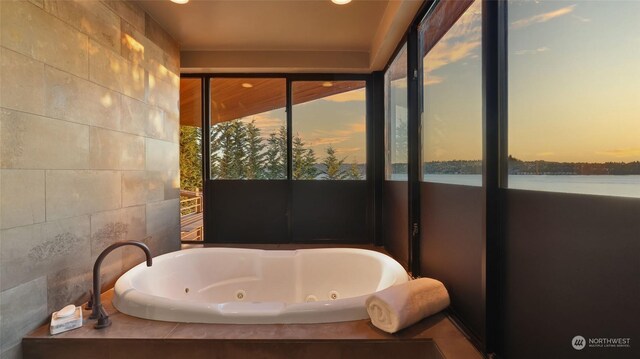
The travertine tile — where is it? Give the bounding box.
[121,171,164,207]
[0,276,47,352]
[146,198,180,253]
[144,13,179,67]
[120,95,165,140]
[164,170,180,200]
[146,138,179,171]
[121,22,159,69]
[1,0,89,78]
[120,95,147,136]
[90,127,145,170]
[45,66,121,128]
[146,106,167,140]
[0,343,22,359]
[148,72,179,116]
[90,205,146,255]
[89,40,145,101]
[46,264,92,314]
[0,109,90,169]
[0,169,46,229]
[46,170,121,221]
[164,111,180,143]
[103,0,145,33]
[0,216,91,291]
[44,0,121,54]
[0,47,45,115]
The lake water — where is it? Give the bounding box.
[388,174,640,198]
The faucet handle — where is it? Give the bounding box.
[85,290,94,310]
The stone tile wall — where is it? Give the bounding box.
[0,1,181,357]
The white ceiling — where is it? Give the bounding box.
[133,0,424,73]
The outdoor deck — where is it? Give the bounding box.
[180,190,203,241]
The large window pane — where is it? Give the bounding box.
[209,78,287,180]
[385,43,408,181]
[420,0,482,186]
[291,81,367,180]
[508,0,640,198]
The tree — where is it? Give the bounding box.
[293,134,318,179]
[244,120,265,179]
[179,126,202,191]
[264,126,287,179]
[347,162,362,180]
[322,146,347,180]
[209,125,222,179]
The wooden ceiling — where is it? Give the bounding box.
[180,78,365,127]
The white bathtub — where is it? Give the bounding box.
[113,247,408,324]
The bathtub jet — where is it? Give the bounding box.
[113,247,408,324]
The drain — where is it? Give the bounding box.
[185,288,189,294]
[235,290,246,301]
[329,291,339,300]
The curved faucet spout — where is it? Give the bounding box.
[89,241,152,329]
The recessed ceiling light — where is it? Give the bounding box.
[322,82,333,87]
[331,0,352,5]
[170,0,189,4]
[241,83,253,88]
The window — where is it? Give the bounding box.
[420,0,483,186]
[209,78,287,180]
[179,77,204,241]
[385,43,408,180]
[508,0,640,198]
[291,81,367,180]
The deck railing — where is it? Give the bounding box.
[180,189,203,241]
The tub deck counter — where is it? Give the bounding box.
[23,290,481,359]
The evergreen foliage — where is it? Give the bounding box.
[322,146,347,180]
[181,119,366,183]
[292,134,318,179]
[179,126,202,191]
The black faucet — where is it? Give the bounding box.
[87,241,152,329]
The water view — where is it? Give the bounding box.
[412,174,640,198]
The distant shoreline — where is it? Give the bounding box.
[390,158,640,175]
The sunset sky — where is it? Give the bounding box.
[233,0,639,166]
[423,0,640,163]
[245,87,367,164]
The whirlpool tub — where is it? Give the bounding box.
[113,247,408,324]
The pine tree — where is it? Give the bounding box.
[264,126,287,179]
[216,121,236,179]
[347,162,363,180]
[293,134,318,179]
[322,146,347,180]
[244,120,265,179]
[209,125,222,179]
[179,126,203,190]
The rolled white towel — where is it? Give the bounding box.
[366,278,450,334]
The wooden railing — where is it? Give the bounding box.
[180,190,202,216]
[180,189,203,241]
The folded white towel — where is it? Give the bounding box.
[366,278,450,334]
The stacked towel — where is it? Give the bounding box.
[366,278,450,334]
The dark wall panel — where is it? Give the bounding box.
[205,181,288,243]
[503,190,640,359]
[292,181,368,243]
[420,182,484,342]
[383,181,409,268]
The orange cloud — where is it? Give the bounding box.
[596,148,640,158]
[323,89,366,103]
[510,5,575,29]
